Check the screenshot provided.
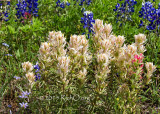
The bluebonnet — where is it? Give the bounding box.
[56,0,61,7]
[16,0,27,19]
[7,1,10,5]
[73,0,92,6]
[19,102,28,108]
[16,0,38,20]
[116,73,120,77]
[139,2,160,32]
[26,0,39,16]
[113,0,137,23]
[81,7,85,13]
[34,62,41,81]
[79,0,92,6]
[35,73,41,81]
[0,1,10,21]
[56,0,70,9]
[34,62,40,72]
[0,3,2,21]
[81,11,95,38]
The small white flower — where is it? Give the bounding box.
[22,61,33,72]
[26,72,35,83]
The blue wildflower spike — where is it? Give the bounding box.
[139,2,160,32]
[81,11,95,38]
[16,0,39,20]
[113,0,137,24]
[56,0,70,8]
[0,1,10,21]
[34,62,41,81]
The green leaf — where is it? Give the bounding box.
[16,49,20,58]
[8,25,16,34]
[107,17,114,20]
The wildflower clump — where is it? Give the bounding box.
[91,19,156,112]
[56,0,70,9]
[0,1,10,22]
[20,61,40,110]
[39,31,70,90]
[68,34,91,86]
[16,0,38,21]
[113,0,137,25]
[18,91,30,109]
[38,31,91,90]
[74,0,92,6]
[139,2,160,34]
[21,20,156,113]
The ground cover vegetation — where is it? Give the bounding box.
[0,0,160,113]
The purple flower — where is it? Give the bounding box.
[14,76,21,80]
[74,0,92,6]
[139,2,160,32]
[35,73,41,81]
[8,104,12,108]
[26,0,39,17]
[0,1,10,21]
[5,54,12,56]
[81,11,95,38]
[19,91,31,98]
[16,0,39,20]
[7,2,10,5]
[34,62,40,72]
[34,62,41,81]
[2,43,9,47]
[81,8,85,13]
[19,102,28,108]
[16,0,27,19]
[56,0,70,8]
[113,0,137,24]
[66,2,70,6]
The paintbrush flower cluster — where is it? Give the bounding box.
[92,19,156,111]
[38,31,91,89]
[22,62,35,84]
[21,19,156,112]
